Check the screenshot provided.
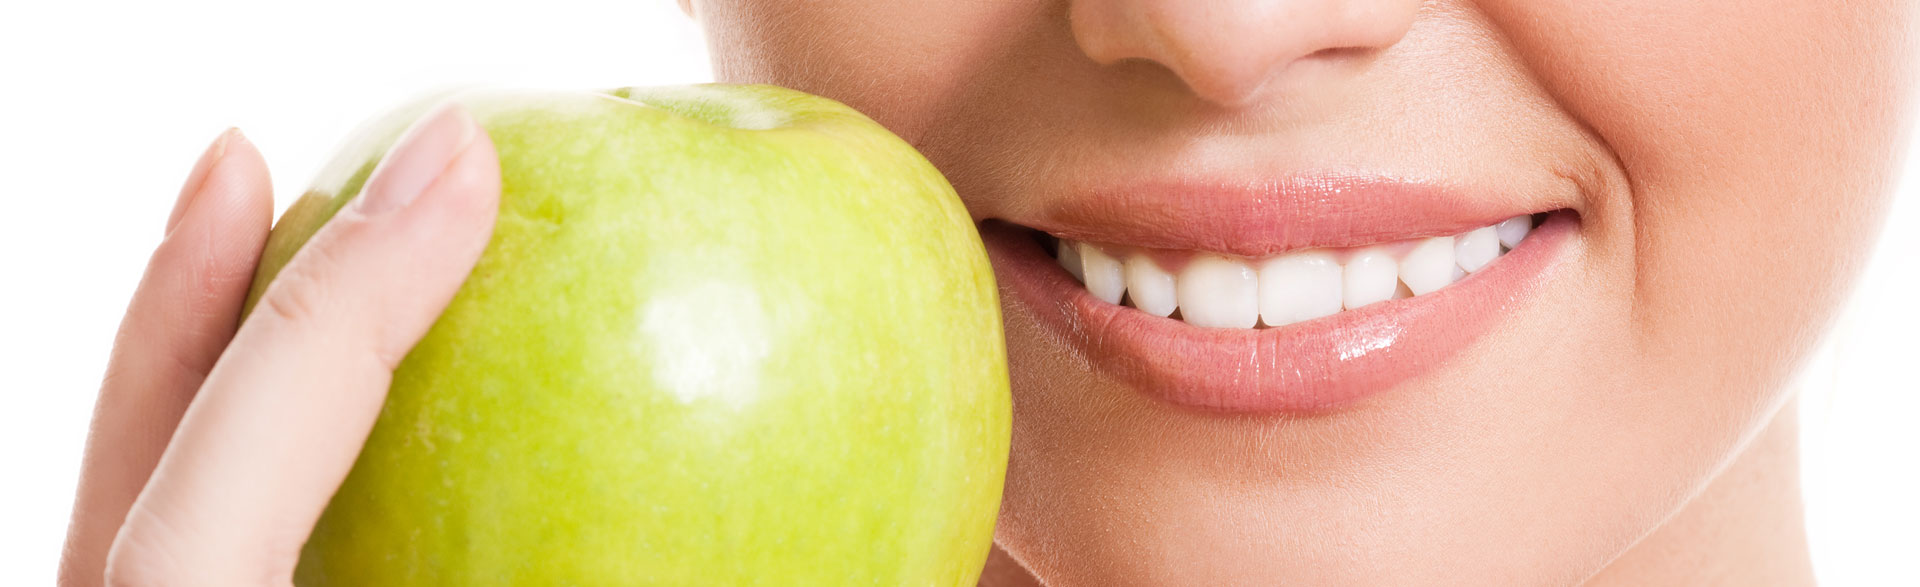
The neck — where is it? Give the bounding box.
[979,402,1816,586]
[1587,399,1816,586]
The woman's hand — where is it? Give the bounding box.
[57,105,501,587]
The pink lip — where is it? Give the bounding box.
[1031,175,1545,257]
[984,177,1575,413]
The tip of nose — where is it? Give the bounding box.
[1070,0,1419,109]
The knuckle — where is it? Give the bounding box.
[238,213,419,373]
[257,242,344,327]
[260,278,325,327]
[149,211,256,318]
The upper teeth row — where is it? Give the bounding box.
[1056,216,1534,329]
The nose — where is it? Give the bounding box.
[1068,0,1419,106]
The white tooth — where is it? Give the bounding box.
[1398,236,1457,295]
[1343,247,1399,309]
[1177,255,1259,328]
[1079,243,1126,304]
[1454,226,1500,273]
[1057,239,1085,283]
[1124,256,1178,317]
[1495,216,1532,249]
[1257,250,1342,327]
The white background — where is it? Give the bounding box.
[0,1,1912,584]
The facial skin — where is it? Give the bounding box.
[688,1,1912,584]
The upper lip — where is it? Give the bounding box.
[1016,173,1571,256]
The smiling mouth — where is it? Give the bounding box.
[1040,214,1543,329]
[979,172,1580,413]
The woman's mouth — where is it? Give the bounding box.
[1048,215,1537,329]
[982,175,1579,413]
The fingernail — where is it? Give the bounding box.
[354,104,480,216]
[168,128,241,235]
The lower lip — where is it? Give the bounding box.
[981,211,1576,413]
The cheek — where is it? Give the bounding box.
[699,0,1049,148]
[1484,0,1912,390]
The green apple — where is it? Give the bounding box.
[243,84,1010,585]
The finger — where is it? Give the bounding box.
[104,104,501,586]
[59,129,273,587]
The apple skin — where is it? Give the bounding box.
[243,85,1010,585]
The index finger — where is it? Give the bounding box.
[59,129,272,587]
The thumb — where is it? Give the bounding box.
[103,104,500,586]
